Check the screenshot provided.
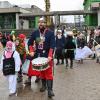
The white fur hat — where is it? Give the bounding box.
[67,31,73,36]
[57,29,62,33]
[39,17,45,21]
[80,33,84,37]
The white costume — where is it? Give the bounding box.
[75,46,93,60]
[0,50,21,94]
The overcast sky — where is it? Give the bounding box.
[0,0,84,11]
[0,0,84,23]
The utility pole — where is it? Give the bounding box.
[45,0,51,26]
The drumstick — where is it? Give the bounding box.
[53,50,55,75]
[91,38,100,46]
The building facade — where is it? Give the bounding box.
[83,0,100,26]
[0,1,44,30]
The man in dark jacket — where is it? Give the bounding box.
[55,30,65,65]
[65,32,76,68]
[27,18,55,98]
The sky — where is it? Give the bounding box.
[0,0,84,11]
[0,0,84,23]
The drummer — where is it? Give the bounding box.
[27,17,55,98]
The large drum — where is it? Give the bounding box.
[32,57,49,71]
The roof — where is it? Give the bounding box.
[0,1,44,14]
[19,10,97,17]
[24,5,45,13]
[0,7,32,14]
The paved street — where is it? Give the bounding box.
[0,59,100,100]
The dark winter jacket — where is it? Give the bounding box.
[64,36,76,59]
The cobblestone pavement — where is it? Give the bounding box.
[0,59,100,100]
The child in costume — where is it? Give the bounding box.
[15,34,26,82]
[0,41,21,96]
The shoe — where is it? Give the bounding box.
[70,67,73,69]
[24,80,31,85]
[78,60,81,64]
[61,62,64,64]
[9,92,17,96]
[40,86,46,92]
[48,90,55,98]
[47,80,55,98]
[70,63,73,69]
[80,59,83,64]
[40,79,46,92]
[96,58,99,63]
[66,64,68,68]
[35,77,40,83]
[56,62,60,65]
[17,77,23,83]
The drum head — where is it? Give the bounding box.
[32,57,49,71]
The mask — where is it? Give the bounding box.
[57,34,62,39]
